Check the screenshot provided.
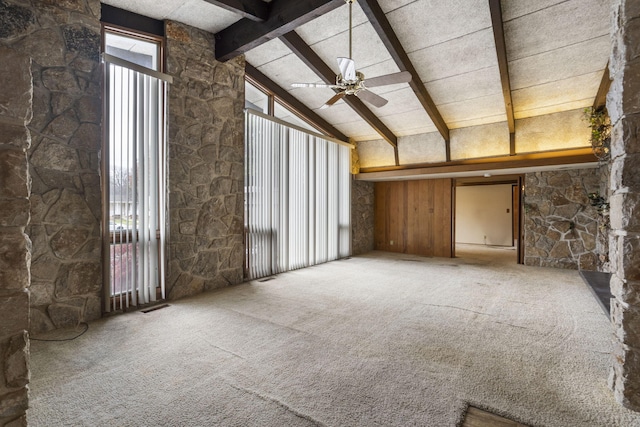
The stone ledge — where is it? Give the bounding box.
[579,270,612,316]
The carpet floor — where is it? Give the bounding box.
[28,246,640,426]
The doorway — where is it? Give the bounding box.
[453,176,524,264]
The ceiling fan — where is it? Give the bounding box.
[292,0,411,109]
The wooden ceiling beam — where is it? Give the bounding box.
[245,62,350,142]
[215,0,344,61]
[203,0,269,22]
[593,63,611,110]
[489,0,516,155]
[356,148,598,180]
[358,0,450,154]
[281,31,399,152]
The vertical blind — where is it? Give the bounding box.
[104,54,171,311]
[245,109,352,280]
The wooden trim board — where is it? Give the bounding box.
[462,406,529,427]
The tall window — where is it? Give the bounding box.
[245,110,352,279]
[245,79,321,133]
[103,27,171,311]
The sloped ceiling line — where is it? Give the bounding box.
[280,31,400,165]
[488,0,516,156]
[358,0,450,160]
[215,0,345,61]
[203,0,269,21]
[245,62,350,141]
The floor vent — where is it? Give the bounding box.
[141,303,170,313]
[258,277,275,282]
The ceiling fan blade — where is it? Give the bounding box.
[364,71,412,88]
[337,57,356,81]
[357,90,388,108]
[321,92,346,109]
[292,83,340,89]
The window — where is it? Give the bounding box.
[102,27,171,311]
[244,110,352,279]
[244,79,324,134]
[245,80,269,114]
[274,101,317,133]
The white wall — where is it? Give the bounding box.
[455,184,513,246]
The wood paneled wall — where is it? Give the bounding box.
[374,179,453,257]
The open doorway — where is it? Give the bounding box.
[453,176,524,264]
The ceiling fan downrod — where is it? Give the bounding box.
[346,0,354,59]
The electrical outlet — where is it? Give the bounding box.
[390,240,394,245]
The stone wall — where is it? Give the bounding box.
[524,169,600,270]
[597,161,612,272]
[608,0,640,410]
[165,21,245,299]
[0,0,103,333]
[352,180,374,255]
[0,45,32,426]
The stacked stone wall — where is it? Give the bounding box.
[608,0,640,410]
[0,45,32,426]
[597,161,612,272]
[352,180,374,255]
[165,21,245,299]
[0,0,103,333]
[524,169,600,270]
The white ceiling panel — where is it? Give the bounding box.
[512,72,602,117]
[357,139,396,167]
[288,87,337,111]
[244,38,292,68]
[171,0,241,33]
[514,100,594,121]
[295,2,369,47]
[357,60,404,95]
[501,0,567,22]
[256,53,323,89]
[378,109,437,136]
[409,28,498,83]
[302,21,394,76]
[313,103,366,126]
[509,35,610,90]
[386,0,492,54]
[425,66,502,105]
[374,88,428,117]
[437,93,506,125]
[379,0,420,14]
[335,121,381,142]
[397,131,447,164]
[504,0,609,61]
[103,0,195,21]
[103,0,241,33]
[450,122,510,160]
[516,109,590,153]
[447,114,506,131]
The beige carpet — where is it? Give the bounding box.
[28,246,640,426]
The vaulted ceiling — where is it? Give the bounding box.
[102,0,610,167]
